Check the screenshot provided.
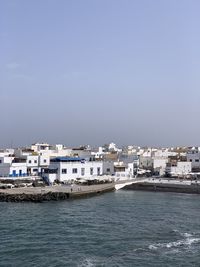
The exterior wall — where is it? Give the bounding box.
[177,162,192,174]
[10,163,27,176]
[102,161,114,175]
[71,150,92,159]
[166,162,192,176]
[39,155,50,167]
[139,156,153,170]
[153,150,177,158]
[0,162,27,177]
[153,158,168,175]
[47,173,57,183]
[91,147,105,159]
[46,161,104,182]
[0,150,14,157]
[187,152,200,170]
[31,144,72,158]
[115,170,130,178]
[0,164,10,176]
[128,162,139,176]
[26,155,39,167]
[36,149,72,158]
[26,155,39,175]
[0,156,13,164]
[31,143,51,152]
[115,162,139,178]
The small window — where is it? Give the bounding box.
[190,159,192,162]
[0,160,2,164]
[106,168,110,172]
[90,168,93,175]
[81,168,85,176]
[62,169,67,174]
[97,167,101,175]
[195,159,199,162]
[29,160,31,164]
[72,168,77,174]
[33,168,38,172]
[34,160,37,164]
[44,159,47,163]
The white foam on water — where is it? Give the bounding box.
[185,237,200,246]
[148,235,200,251]
[148,244,158,250]
[182,232,192,238]
[79,258,95,267]
[172,230,193,238]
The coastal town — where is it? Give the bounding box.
[0,142,200,201]
[0,142,200,180]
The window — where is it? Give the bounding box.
[29,160,31,164]
[190,159,192,162]
[0,160,2,164]
[44,159,47,163]
[97,167,101,175]
[34,160,37,164]
[106,168,110,172]
[33,168,38,172]
[72,168,77,174]
[62,169,67,174]
[195,159,199,162]
[90,168,93,175]
[81,168,85,176]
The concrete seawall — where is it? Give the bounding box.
[124,180,200,194]
[0,183,115,202]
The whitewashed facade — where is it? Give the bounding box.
[153,158,168,176]
[165,162,192,176]
[0,157,27,177]
[43,157,114,183]
[186,149,200,171]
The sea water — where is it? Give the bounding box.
[0,190,200,267]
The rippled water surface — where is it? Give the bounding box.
[0,190,200,266]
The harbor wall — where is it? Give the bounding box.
[124,182,200,194]
[0,184,115,202]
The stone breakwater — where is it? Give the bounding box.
[0,183,115,202]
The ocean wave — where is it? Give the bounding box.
[79,258,95,267]
[172,230,192,238]
[148,235,200,251]
[182,232,193,238]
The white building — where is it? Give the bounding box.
[187,148,200,171]
[165,161,192,177]
[108,143,122,153]
[113,160,138,179]
[139,156,153,170]
[14,148,40,175]
[153,158,168,176]
[91,147,106,159]
[0,157,27,177]
[31,143,72,158]
[43,157,114,183]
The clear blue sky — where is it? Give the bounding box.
[0,0,200,148]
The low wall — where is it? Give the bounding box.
[124,182,200,194]
[0,184,115,202]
